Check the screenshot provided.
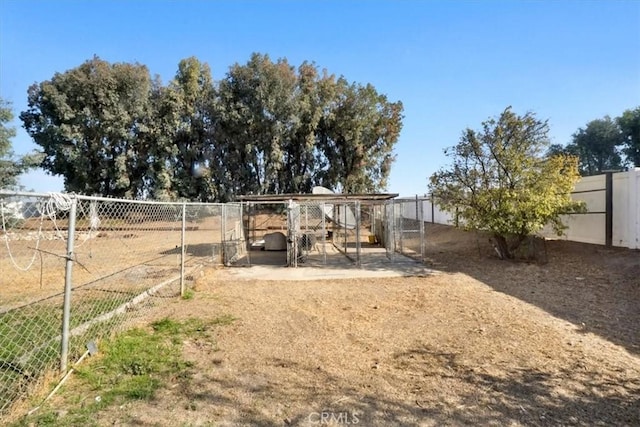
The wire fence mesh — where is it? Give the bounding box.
[393,198,426,261]
[331,201,361,265]
[1,190,430,418]
[0,191,241,418]
[296,202,328,266]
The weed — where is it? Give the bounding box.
[181,289,195,300]
[209,314,236,327]
[11,315,234,427]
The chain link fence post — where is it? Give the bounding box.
[180,203,186,297]
[355,201,361,267]
[322,202,327,265]
[419,197,425,262]
[60,195,78,374]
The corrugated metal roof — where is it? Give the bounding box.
[236,193,398,203]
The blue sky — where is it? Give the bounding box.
[1,0,639,197]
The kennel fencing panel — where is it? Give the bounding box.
[331,201,362,266]
[393,198,425,261]
[295,202,328,266]
[221,203,247,266]
[244,203,288,266]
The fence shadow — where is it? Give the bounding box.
[120,344,638,426]
[423,223,640,356]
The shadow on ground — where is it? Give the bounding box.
[423,223,640,356]
[133,345,639,426]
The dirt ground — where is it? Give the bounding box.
[0,215,231,309]
[49,225,640,425]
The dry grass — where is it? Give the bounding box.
[4,222,638,426]
[1,216,230,309]
[27,224,638,426]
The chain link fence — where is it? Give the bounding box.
[288,202,328,267]
[0,191,242,418]
[392,198,426,261]
[1,190,433,418]
[242,199,421,268]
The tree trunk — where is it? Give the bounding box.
[492,234,513,260]
[493,233,528,260]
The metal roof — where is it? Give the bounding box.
[236,193,399,203]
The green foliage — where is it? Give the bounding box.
[160,57,218,201]
[20,54,403,200]
[429,107,584,260]
[20,57,155,198]
[181,288,195,300]
[0,98,42,189]
[0,98,17,157]
[617,106,640,167]
[546,107,640,174]
[216,53,303,197]
[12,316,235,426]
[317,78,403,193]
[566,116,625,175]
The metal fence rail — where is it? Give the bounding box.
[0,191,243,418]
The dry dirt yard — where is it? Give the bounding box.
[52,225,640,426]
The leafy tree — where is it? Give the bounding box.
[545,143,574,158]
[135,76,176,201]
[216,53,300,196]
[19,54,403,200]
[318,78,403,193]
[216,53,403,195]
[567,116,624,175]
[617,106,640,167]
[429,107,584,260]
[279,61,332,194]
[0,98,41,189]
[162,57,218,201]
[21,57,154,198]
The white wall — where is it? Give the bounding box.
[621,169,640,249]
[404,169,640,249]
[397,198,454,225]
[539,169,640,249]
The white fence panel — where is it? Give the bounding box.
[613,172,629,248]
[622,169,640,249]
[550,214,607,246]
[414,169,640,249]
[535,170,640,249]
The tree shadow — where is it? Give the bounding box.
[145,345,639,426]
[423,224,640,356]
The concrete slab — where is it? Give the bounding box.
[224,246,435,281]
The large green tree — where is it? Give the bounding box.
[318,78,403,193]
[617,106,640,167]
[0,98,41,189]
[279,61,333,194]
[216,53,403,195]
[216,53,300,196]
[567,116,624,175]
[20,54,403,199]
[161,57,217,201]
[21,57,155,198]
[429,107,583,259]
